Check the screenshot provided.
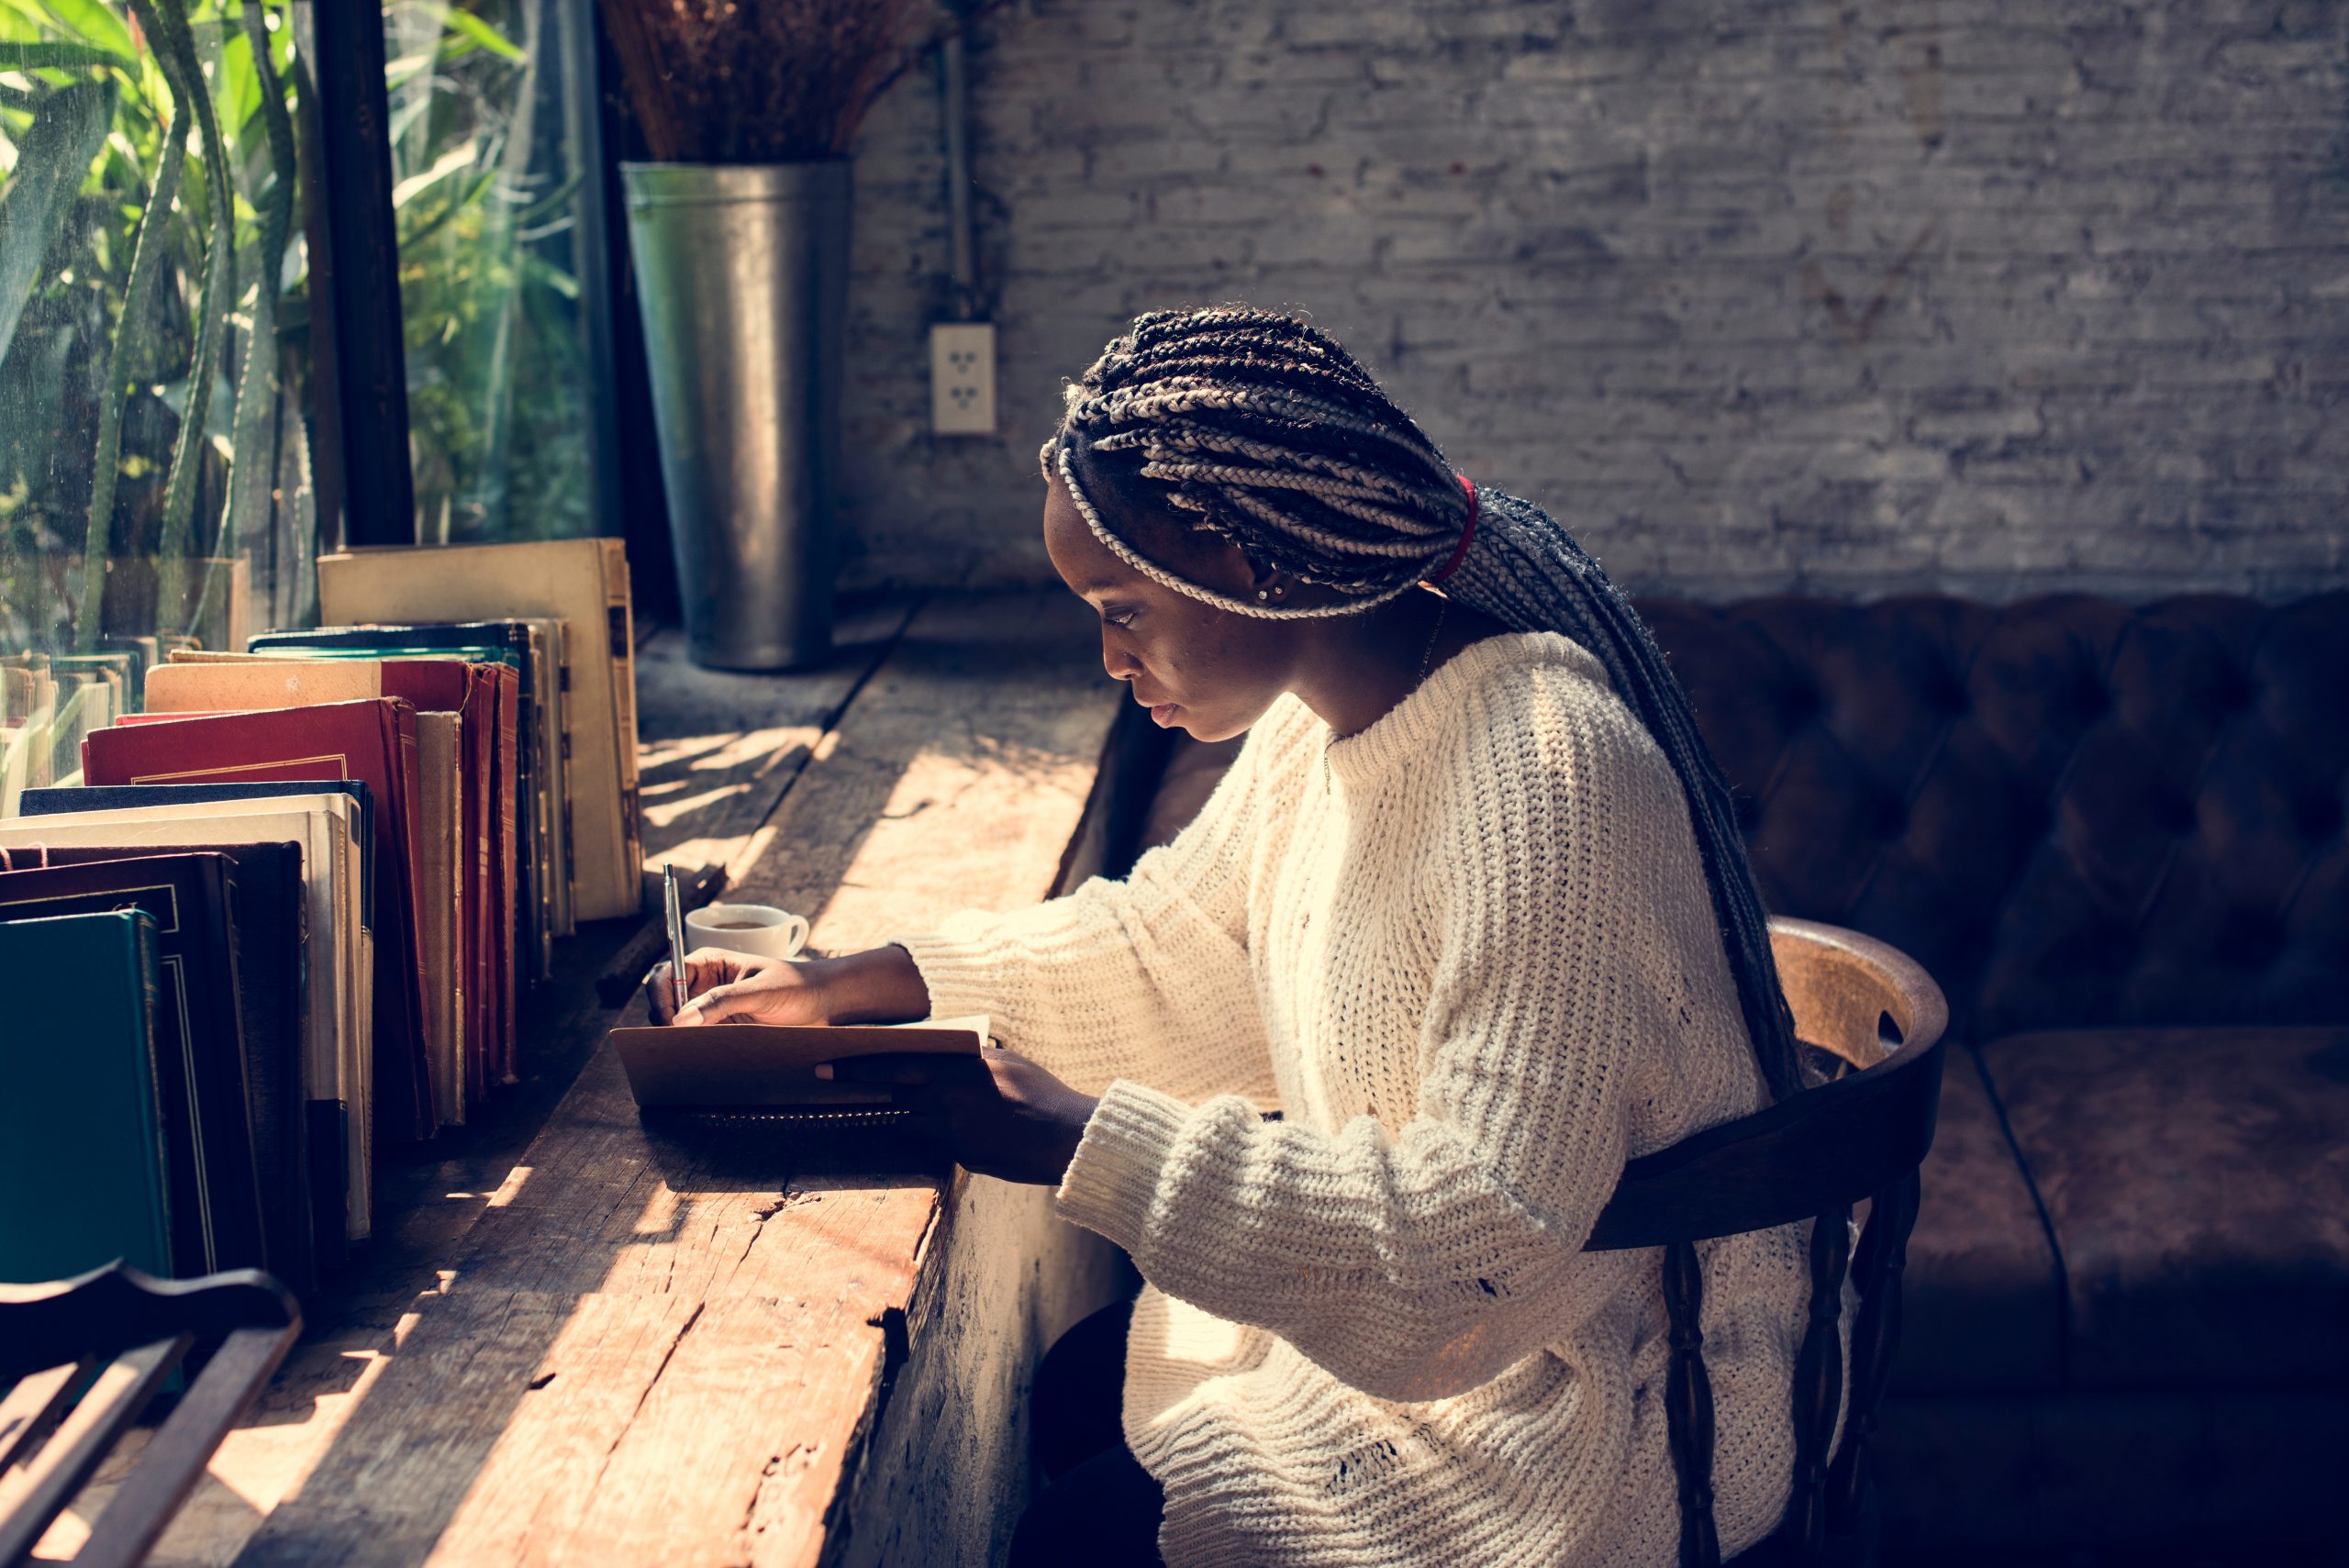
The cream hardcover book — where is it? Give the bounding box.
[317,539,640,922]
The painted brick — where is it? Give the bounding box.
[828,0,2349,599]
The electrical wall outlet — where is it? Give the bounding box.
[930,320,996,436]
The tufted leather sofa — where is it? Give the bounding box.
[1633,592,2349,1552]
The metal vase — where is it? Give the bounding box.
[621,161,849,670]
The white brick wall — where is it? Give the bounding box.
[835,0,2349,600]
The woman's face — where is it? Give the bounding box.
[1041,473,1296,743]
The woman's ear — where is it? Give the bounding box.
[1241,553,1291,605]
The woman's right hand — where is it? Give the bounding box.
[649,948,832,1028]
[647,942,931,1028]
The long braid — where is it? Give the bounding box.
[1046,305,1804,1104]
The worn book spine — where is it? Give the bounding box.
[551,618,576,940]
[417,713,463,1127]
[600,539,646,917]
[129,912,171,1274]
[516,628,552,983]
[222,843,320,1294]
[465,670,496,1102]
[485,666,519,1078]
[388,700,435,1137]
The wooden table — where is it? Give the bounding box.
[45,593,1140,1567]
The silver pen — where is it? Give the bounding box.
[662,863,689,1018]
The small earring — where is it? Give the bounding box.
[1258,583,1286,602]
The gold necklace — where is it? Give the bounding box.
[1326,598,1452,795]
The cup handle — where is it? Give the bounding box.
[781,913,811,959]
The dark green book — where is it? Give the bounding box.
[0,909,171,1284]
[0,854,270,1283]
[1,838,340,1279]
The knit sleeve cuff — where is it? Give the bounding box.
[885,927,1009,1026]
[1053,1078,1193,1250]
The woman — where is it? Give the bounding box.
[653,305,1817,1565]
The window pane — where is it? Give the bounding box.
[384,0,596,546]
[0,0,315,804]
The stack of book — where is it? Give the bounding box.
[0,539,644,1297]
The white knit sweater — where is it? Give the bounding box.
[895,631,1817,1566]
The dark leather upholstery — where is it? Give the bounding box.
[1874,1389,2344,1551]
[1888,1047,2063,1396]
[1637,594,2349,1044]
[1982,1025,2349,1393]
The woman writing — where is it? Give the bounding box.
[653,305,1819,1565]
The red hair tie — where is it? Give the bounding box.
[1430,473,1477,584]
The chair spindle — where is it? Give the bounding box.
[1664,1238,1720,1568]
[1786,1203,1853,1562]
[1828,1169,1921,1528]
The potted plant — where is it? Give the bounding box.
[598,0,919,671]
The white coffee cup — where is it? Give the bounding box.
[686,901,810,962]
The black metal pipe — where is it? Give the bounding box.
[295,0,412,550]
[559,0,624,540]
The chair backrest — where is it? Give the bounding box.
[0,1261,300,1568]
[1585,917,1948,1568]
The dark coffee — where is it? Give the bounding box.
[707,919,771,930]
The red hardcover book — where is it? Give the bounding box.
[130,655,518,1096]
[86,700,435,1141]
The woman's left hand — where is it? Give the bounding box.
[821,1048,1099,1186]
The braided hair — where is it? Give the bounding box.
[1042,305,1804,1103]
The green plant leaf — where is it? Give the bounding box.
[193,0,294,642]
[437,7,524,64]
[74,95,184,651]
[0,2,55,43]
[29,0,133,56]
[0,75,115,373]
[0,39,129,71]
[390,138,482,210]
[213,17,257,141]
[128,0,233,628]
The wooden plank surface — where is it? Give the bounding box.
[45,592,1121,1568]
[633,594,918,882]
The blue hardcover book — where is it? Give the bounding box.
[0,909,172,1284]
[20,781,374,927]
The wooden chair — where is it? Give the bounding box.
[0,1262,301,1568]
[1584,916,1950,1568]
